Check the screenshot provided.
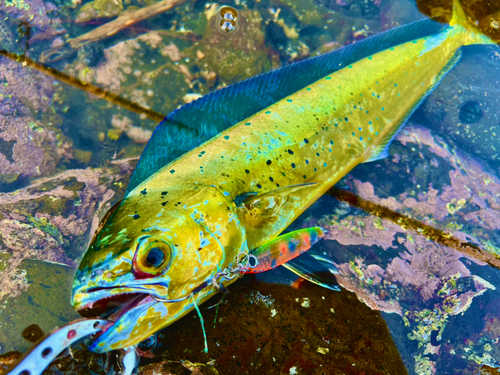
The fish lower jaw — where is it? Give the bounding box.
[74,290,153,321]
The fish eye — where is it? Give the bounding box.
[145,247,164,268]
[133,237,172,277]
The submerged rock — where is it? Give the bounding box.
[75,0,124,23]
[418,45,500,161]
[202,9,268,83]
[307,124,500,373]
[0,160,135,353]
[0,259,80,353]
[139,275,407,375]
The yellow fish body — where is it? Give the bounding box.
[72,1,493,352]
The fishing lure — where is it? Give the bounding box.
[71,0,495,354]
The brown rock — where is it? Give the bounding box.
[139,275,408,375]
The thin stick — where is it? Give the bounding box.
[0,50,166,123]
[328,188,500,270]
[40,0,186,62]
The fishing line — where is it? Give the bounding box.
[212,295,225,329]
[191,294,209,354]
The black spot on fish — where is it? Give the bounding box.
[133,214,140,220]
[257,184,262,189]
[140,188,147,195]
[288,149,294,155]
[161,191,168,196]
[161,201,169,206]
[459,100,482,124]
[266,160,272,165]
[291,163,296,168]
[269,177,274,182]
[245,169,250,174]
[304,138,309,144]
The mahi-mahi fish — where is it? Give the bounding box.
[72,0,496,352]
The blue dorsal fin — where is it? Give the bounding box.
[126,18,448,195]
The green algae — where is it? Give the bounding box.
[27,216,64,245]
[0,259,80,353]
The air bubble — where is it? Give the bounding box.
[215,6,241,35]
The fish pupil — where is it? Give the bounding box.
[145,247,165,268]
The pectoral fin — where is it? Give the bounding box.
[236,183,318,227]
[283,252,341,292]
[245,227,324,273]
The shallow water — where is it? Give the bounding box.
[1,0,500,374]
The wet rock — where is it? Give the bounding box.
[0,160,135,353]
[0,0,66,43]
[380,0,425,30]
[0,13,20,53]
[309,124,500,373]
[77,42,104,67]
[0,259,80,353]
[141,275,408,375]
[266,21,289,47]
[0,56,58,113]
[140,360,219,375]
[418,45,500,161]
[75,0,124,23]
[72,31,190,116]
[272,0,332,27]
[0,351,22,375]
[435,290,500,374]
[21,324,44,343]
[0,57,74,189]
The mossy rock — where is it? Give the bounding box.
[271,0,331,27]
[76,0,124,23]
[202,9,268,83]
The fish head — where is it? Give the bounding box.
[72,185,246,352]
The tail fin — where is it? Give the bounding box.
[450,0,495,46]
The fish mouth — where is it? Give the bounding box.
[73,287,164,352]
[72,279,214,353]
[76,289,151,320]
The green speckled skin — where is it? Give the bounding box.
[72,17,492,352]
